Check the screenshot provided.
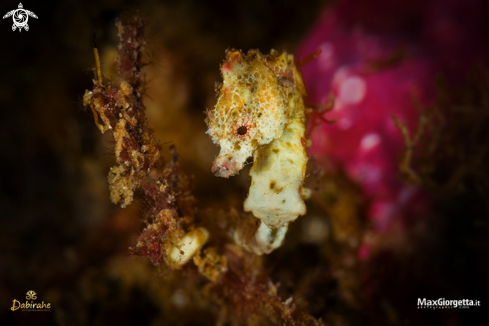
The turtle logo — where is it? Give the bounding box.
[3,3,38,32]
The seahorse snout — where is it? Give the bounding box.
[211,157,238,178]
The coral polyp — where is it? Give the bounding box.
[206,49,309,254]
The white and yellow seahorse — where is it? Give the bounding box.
[206,49,309,254]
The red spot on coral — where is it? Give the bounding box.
[221,63,231,74]
[230,52,241,63]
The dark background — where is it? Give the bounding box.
[1,0,488,325]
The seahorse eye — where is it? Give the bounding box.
[237,126,248,136]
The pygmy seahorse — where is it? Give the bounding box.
[205,49,309,254]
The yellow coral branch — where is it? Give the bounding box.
[93,47,103,85]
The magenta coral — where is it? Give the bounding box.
[297,0,489,255]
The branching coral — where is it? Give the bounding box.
[83,17,207,268]
[206,49,309,254]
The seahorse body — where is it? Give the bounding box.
[206,49,308,254]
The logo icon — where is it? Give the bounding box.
[11,290,51,312]
[3,3,38,32]
[25,290,37,300]
[418,298,481,309]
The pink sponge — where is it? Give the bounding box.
[297,0,489,243]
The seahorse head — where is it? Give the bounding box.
[205,49,290,178]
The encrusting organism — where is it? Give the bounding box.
[83,17,208,268]
[206,49,309,254]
